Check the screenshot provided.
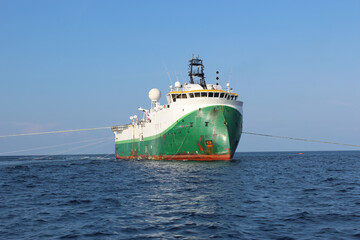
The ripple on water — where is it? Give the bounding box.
[0,151,360,239]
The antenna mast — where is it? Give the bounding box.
[188,55,207,89]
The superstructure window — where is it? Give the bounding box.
[209,92,214,97]
[189,93,194,98]
[181,94,187,99]
[235,96,238,100]
[230,95,234,100]
[201,92,207,97]
[214,92,219,97]
[220,93,224,98]
[195,92,200,98]
[171,94,176,102]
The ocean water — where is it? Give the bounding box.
[1,151,360,240]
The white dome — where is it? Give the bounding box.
[174,81,181,88]
[148,88,161,101]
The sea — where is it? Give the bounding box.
[1,151,360,240]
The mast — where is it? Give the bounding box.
[188,56,207,89]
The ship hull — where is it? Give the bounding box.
[115,105,242,161]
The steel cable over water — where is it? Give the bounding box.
[0,127,359,153]
[45,138,111,156]
[0,137,112,155]
[0,127,111,138]
[242,131,360,148]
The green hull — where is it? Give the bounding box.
[115,105,242,160]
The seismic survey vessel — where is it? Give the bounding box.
[112,57,243,160]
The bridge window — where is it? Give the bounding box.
[209,92,214,97]
[201,92,207,97]
[214,92,219,97]
[174,94,187,99]
[220,93,224,98]
[189,93,194,98]
[195,92,200,97]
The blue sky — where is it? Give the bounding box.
[0,0,359,154]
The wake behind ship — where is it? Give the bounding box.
[112,57,243,160]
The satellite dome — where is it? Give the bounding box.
[174,81,181,88]
[148,88,161,102]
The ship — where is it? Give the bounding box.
[112,56,243,160]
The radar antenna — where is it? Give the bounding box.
[188,55,207,89]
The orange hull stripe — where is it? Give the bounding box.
[115,154,231,161]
